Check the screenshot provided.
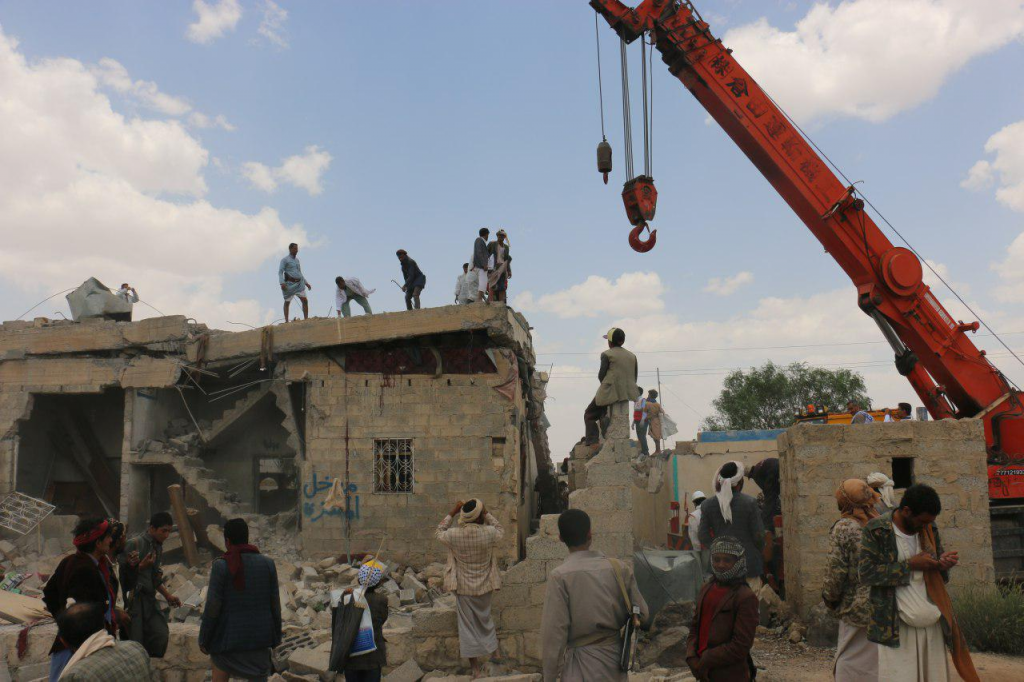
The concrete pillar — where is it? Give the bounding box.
[569,403,639,560]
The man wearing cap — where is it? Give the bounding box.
[583,327,642,447]
[687,491,707,551]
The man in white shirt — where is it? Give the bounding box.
[687,490,706,551]
[632,391,649,460]
[860,484,963,682]
[454,264,477,305]
[847,400,875,424]
[335,277,375,318]
[883,403,913,422]
[115,283,139,305]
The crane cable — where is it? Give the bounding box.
[620,38,634,181]
[760,87,1024,382]
[594,14,607,141]
[641,36,654,177]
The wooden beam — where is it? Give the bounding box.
[55,412,118,516]
[168,484,200,567]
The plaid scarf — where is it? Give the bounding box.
[709,536,747,583]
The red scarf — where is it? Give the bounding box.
[222,544,260,590]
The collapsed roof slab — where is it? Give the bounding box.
[0,356,181,391]
[186,304,535,364]
[0,316,194,358]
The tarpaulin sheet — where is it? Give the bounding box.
[66,278,132,322]
[633,549,705,622]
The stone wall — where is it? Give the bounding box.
[779,420,996,619]
[671,432,783,508]
[2,622,208,682]
[287,348,538,567]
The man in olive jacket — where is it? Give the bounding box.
[583,327,641,445]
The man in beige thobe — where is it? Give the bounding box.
[541,509,648,681]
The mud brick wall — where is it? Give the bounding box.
[779,420,995,619]
[286,350,537,567]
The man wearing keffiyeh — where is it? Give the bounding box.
[200,518,281,682]
[698,461,765,592]
[686,536,759,681]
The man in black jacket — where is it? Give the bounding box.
[472,228,490,303]
[396,249,426,310]
[698,461,765,591]
[200,518,281,682]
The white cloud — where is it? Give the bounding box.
[242,146,333,196]
[724,0,1024,123]
[187,0,243,45]
[0,26,304,330]
[512,272,665,319]
[242,161,279,192]
[257,0,289,49]
[188,111,236,131]
[92,58,191,117]
[964,121,1024,211]
[92,58,234,133]
[961,160,995,192]
[703,271,754,296]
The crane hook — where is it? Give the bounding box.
[629,222,657,253]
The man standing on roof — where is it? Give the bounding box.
[455,263,477,305]
[334,276,375,318]
[487,229,512,303]
[279,243,311,322]
[472,228,490,304]
[583,327,642,446]
[396,249,426,310]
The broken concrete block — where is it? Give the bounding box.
[317,556,337,570]
[206,525,226,552]
[388,593,401,610]
[0,540,17,557]
[287,647,330,678]
[399,588,416,606]
[380,579,401,595]
[401,574,428,601]
[385,659,424,682]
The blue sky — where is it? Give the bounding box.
[3,0,1024,458]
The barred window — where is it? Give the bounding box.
[374,438,414,493]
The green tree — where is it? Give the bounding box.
[701,361,871,431]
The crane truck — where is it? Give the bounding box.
[591,0,1024,579]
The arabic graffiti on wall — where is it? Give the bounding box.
[302,471,360,523]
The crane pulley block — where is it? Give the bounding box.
[622,175,657,225]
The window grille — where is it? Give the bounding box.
[374,439,414,493]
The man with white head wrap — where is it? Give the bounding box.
[698,461,765,591]
[436,499,504,678]
[866,472,896,515]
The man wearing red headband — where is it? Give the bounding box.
[42,517,121,681]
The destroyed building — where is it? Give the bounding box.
[0,305,550,566]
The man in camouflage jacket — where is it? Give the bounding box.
[858,510,950,647]
[822,516,872,628]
